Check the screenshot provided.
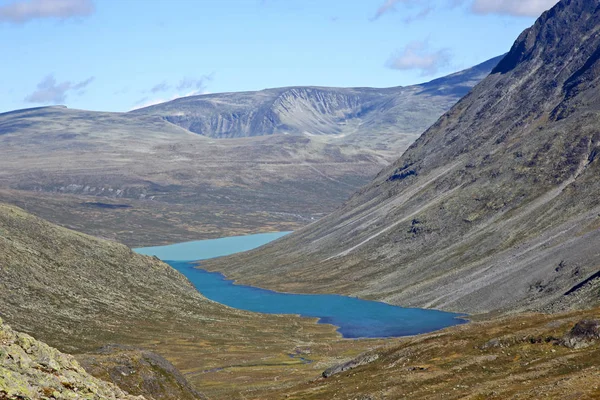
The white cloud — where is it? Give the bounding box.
[373,0,432,21]
[0,0,94,23]
[131,74,214,110]
[372,0,559,21]
[176,74,214,92]
[373,0,403,20]
[387,41,451,76]
[471,0,560,17]
[403,5,434,23]
[24,74,94,104]
[372,0,468,21]
[150,81,170,94]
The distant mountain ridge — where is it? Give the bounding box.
[0,57,501,246]
[203,0,600,315]
[132,55,503,144]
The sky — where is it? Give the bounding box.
[0,0,560,113]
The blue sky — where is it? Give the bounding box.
[0,0,559,113]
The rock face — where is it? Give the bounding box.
[203,0,600,314]
[0,317,142,400]
[76,345,205,400]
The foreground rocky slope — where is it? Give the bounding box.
[204,0,600,315]
[0,318,142,400]
[0,203,380,399]
[0,58,499,247]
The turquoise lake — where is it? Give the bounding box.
[135,232,467,339]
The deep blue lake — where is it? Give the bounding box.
[135,232,467,339]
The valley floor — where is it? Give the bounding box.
[0,188,313,247]
[271,308,600,399]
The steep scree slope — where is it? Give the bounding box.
[203,0,600,315]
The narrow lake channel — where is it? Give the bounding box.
[135,232,466,338]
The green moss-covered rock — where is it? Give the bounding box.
[0,319,143,400]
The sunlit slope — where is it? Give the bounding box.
[132,56,502,145]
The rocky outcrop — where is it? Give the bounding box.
[562,320,600,349]
[77,345,205,400]
[322,353,379,378]
[0,317,142,400]
[203,0,600,315]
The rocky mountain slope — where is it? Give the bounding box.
[0,58,499,247]
[0,203,381,399]
[204,0,600,315]
[0,317,143,400]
